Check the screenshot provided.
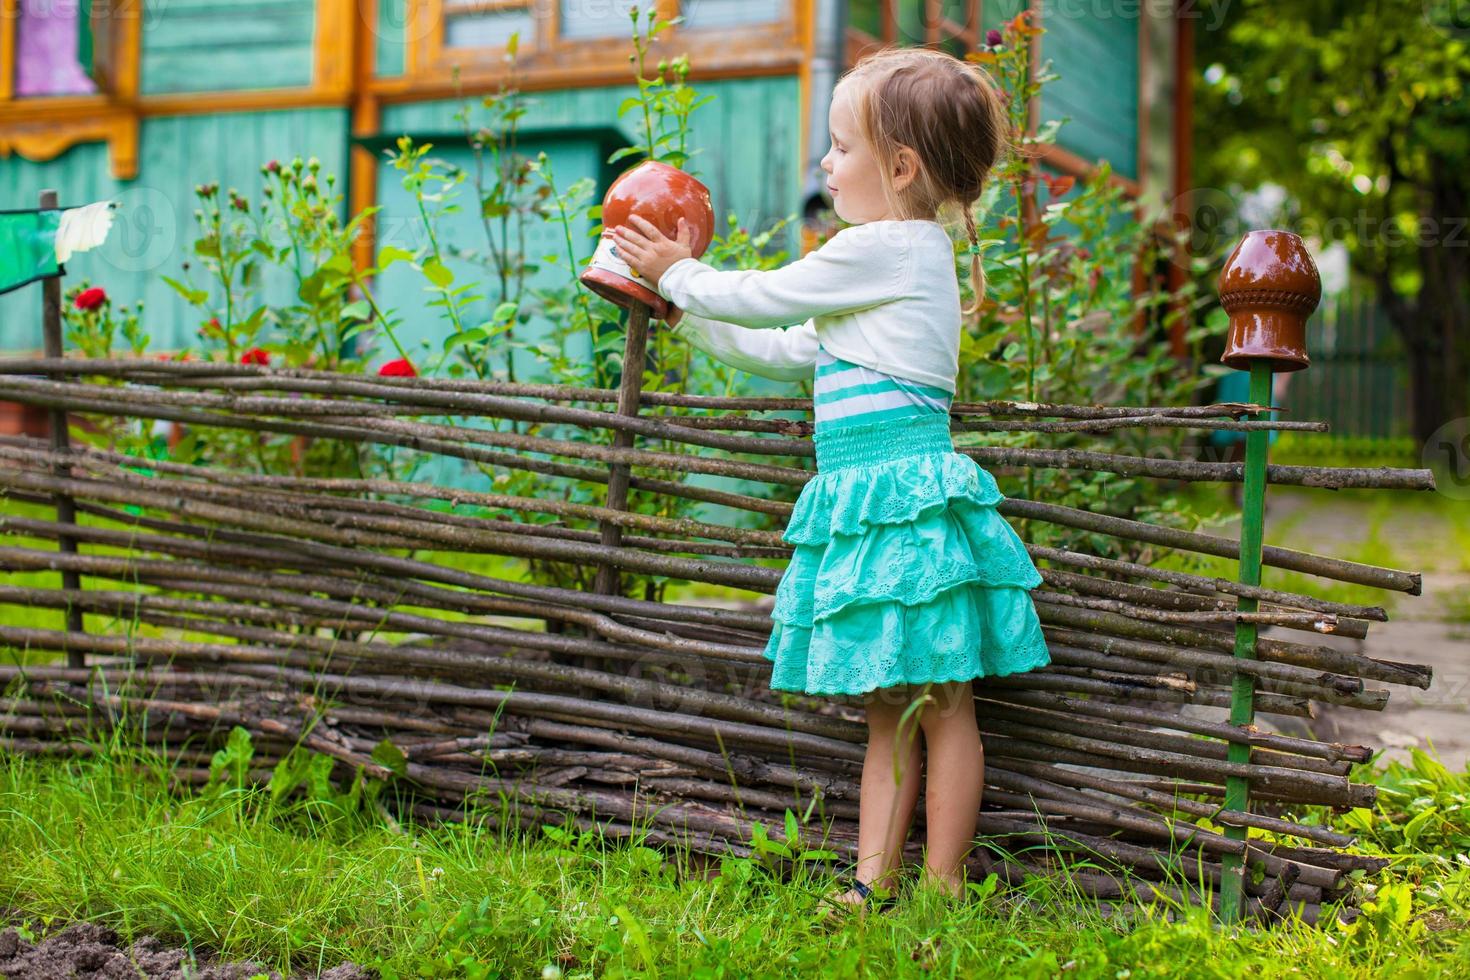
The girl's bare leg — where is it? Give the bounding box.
[831,685,924,906]
[915,678,983,898]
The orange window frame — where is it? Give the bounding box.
[0,0,144,101]
[0,0,142,178]
[0,0,360,179]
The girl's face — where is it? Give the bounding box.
[820,84,897,224]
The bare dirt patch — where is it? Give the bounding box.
[0,919,375,980]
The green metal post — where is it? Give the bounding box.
[1219,360,1273,924]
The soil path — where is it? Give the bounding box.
[1214,487,1470,771]
[0,919,374,980]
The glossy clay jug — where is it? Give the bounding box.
[581,160,715,319]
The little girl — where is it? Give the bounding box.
[612,46,1050,915]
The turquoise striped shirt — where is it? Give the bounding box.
[813,344,953,429]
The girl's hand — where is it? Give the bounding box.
[611,215,695,289]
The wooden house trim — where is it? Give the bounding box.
[0,0,16,103]
[1137,0,1149,194]
[1172,4,1194,206]
[316,0,358,97]
[132,89,347,117]
[367,56,806,104]
[351,0,383,272]
[1167,2,1196,358]
[1036,144,1141,198]
[1018,0,1040,236]
[797,0,814,186]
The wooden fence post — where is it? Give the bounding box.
[39,189,86,669]
[593,301,652,597]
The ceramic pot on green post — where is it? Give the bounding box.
[1215,229,1320,923]
[580,161,715,599]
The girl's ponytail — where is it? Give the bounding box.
[961,203,985,318]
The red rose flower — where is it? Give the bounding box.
[377,357,417,377]
[74,286,107,311]
[240,347,270,366]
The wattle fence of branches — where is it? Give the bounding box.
[0,286,1438,927]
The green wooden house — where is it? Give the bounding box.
[1,0,1193,361]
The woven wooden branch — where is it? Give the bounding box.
[0,359,1433,926]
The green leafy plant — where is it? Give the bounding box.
[1339,748,1470,860]
[612,7,712,171]
[452,35,535,341]
[198,724,390,829]
[157,159,417,480]
[962,11,1229,560]
[386,136,485,377]
[60,281,158,459]
[62,281,148,360]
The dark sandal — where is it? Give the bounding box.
[816,875,899,920]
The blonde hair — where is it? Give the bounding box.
[836,46,1014,316]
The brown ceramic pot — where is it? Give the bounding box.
[1217,230,1320,373]
[0,400,49,437]
[581,160,715,319]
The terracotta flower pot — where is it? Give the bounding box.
[0,400,49,437]
[1217,230,1321,373]
[581,160,715,319]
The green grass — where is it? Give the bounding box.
[0,738,1467,978]
[6,464,1470,974]
[1271,433,1422,471]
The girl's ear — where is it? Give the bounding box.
[892,145,921,193]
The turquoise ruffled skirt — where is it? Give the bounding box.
[764,413,1051,696]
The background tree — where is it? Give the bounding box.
[1195,0,1470,445]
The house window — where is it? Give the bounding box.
[846,0,983,65]
[443,0,536,50]
[559,0,640,40]
[15,0,98,97]
[670,0,785,33]
[405,0,799,95]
